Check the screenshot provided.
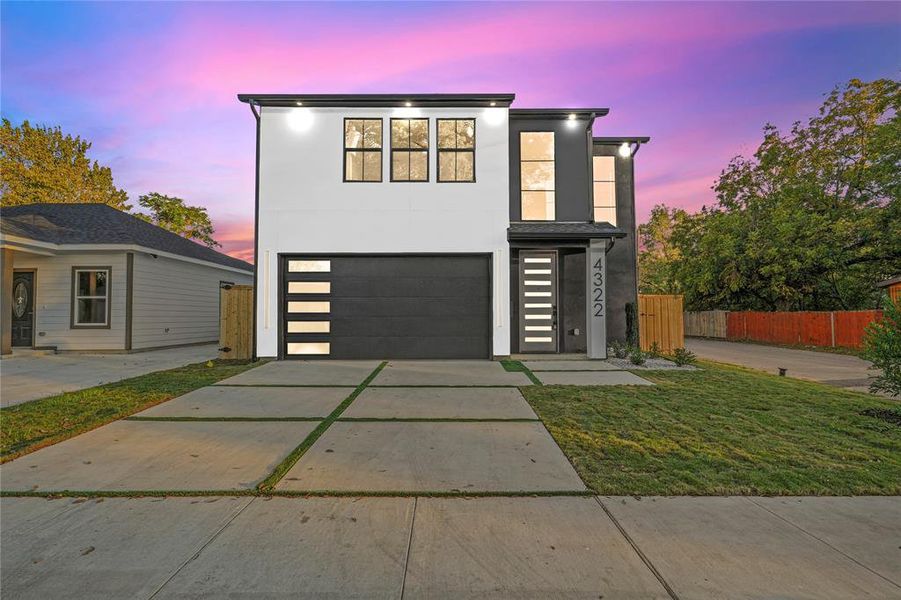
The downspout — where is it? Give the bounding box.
[249,101,260,361]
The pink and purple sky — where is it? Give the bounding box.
[2,1,899,262]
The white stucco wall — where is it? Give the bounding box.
[256,105,511,358]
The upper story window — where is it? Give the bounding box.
[344,118,382,182]
[520,132,555,220]
[592,156,616,224]
[391,118,429,182]
[437,118,475,182]
[72,267,110,328]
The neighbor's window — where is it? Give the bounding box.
[391,118,429,181]
[520,132,555,220]
[593,156,616,224]
[437,118,475,182]
[344,118,382,181]
[72,268,110,327]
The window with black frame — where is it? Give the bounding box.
[344,118,382,182]
[391,118,429,181]
[437,118,475,182]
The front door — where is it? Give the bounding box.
[11,271,34,347]
[518,251,558,352]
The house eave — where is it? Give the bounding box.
[237,93,516,108]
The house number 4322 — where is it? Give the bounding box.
[592,257,605,318]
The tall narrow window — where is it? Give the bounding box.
[593,156,616,224]
[391,118,429,181]
[437,118,475,182]
[344,118,382,182]
[520,132,555,220]
[72,267,110,327]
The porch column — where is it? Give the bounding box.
[586,240,607,359]
[1,248,13,355]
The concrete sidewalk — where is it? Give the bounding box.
[686,338,880,394]
[2,495,898,599]
[0,344,218,407]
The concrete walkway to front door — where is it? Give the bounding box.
[2,359,898,599]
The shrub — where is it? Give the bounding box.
[629,346,646,366]
[863,294,901,397]
[647,342,661,359]
[671,347,697,366]
[610,340,629,359]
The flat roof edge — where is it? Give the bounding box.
[593,136,651,144]
[237,93,516,108]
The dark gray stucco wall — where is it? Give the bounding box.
[594,142,638,342]
[509,116,593,222]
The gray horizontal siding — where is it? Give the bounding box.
[12,251,127,351]
[131,253,252,350]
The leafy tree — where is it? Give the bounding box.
[638,204,689,294]
[653,78,900,311]
[863,295,901,397]
[0,118,129,209]
[137,193,220,248]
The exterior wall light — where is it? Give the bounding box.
[568,113,577,120]
[490,101,497,107]
[287,107,314,132]
[618,142,632,158]
[295,101,303,106]
[404,101,412,107]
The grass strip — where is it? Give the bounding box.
[125,416,324,422]
[255,361,388,493]
[0,489,594,499]
[1,359,261,463]
[500,359,543,385]
[336,417,540,423]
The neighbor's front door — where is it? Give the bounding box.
[11,271,34,347]
[518,251,558,352]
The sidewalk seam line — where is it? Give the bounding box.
[745,497,901,589]
[594,497,680,600]
[399,496,418,600]
[146,496,256,600]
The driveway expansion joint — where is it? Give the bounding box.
[594,496,680,600]
[399,496,418,600]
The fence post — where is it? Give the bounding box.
[830,312,835,347]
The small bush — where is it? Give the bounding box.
[629,346,646,366]
[671,347,697,366]
[863,295,901,397]
[647,342,661,358]
[610,340,629,359]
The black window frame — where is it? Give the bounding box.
[389,118,430,183]
[591,155,617,225]
[519,130,556,221]
[436,118,476,183]
[70,266,112,329]
[343,117,383,183]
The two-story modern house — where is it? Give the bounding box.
[238,93,647,360]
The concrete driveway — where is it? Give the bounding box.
[686,338,881,394]
[2,359,899,598]
[0,344,218,407]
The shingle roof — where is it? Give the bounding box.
[507,221,626,240]
[876,275,901,288]
[1,203,253,272]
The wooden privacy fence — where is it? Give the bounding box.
[638,294,684,353]
[684,310,728,338]
[219,284,253,360]
[684,309,883,349]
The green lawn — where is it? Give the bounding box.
[0,359,260,462]
[522,361,901,496]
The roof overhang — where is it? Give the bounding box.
[0,234,253,275]
[237,93,516,108]
[876,275,901,288]
[507,221,626,242]
[593,136,650,144]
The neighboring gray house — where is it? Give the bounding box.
[0,203,253,354]
[240,93,647,359]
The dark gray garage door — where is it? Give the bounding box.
[281,254,491,359]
